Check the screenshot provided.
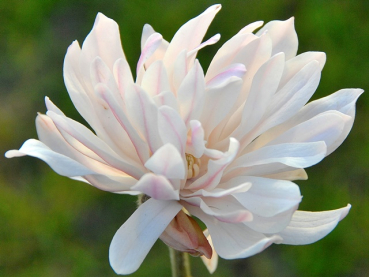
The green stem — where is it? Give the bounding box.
[169,247,192,277]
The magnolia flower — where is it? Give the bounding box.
[6,4,362,275]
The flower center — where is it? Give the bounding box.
[185,153,201,179]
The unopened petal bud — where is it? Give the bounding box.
[160,210,212,259]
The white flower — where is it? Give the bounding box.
[6,4,362,275]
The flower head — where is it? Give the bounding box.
[6,4,362,275]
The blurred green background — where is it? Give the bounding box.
[1,0,368,276]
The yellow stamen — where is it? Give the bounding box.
[185,153,201,179]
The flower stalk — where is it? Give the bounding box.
[169,247,192,277]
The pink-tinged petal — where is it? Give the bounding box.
[186,206,282,259]
[140,24,169,68]
[237,21,264,34]
[188,138,239,190]
[132,173,179,200]
[95,83,150,163]
[90,56,118,92]
[109,199,182,274]
[63,41,98,128]
[137,33,163,83]
[187,33,221,65]
[230,141,327,171]
[279,51,326,89]
[206,33,257,81]
[264,168,308,181]
[35,113,135,180]
[158,106,187,154]
[200,232,218,274]
[235,53,285,139]
[278,204,351,245]
[177,60,205,125]
[171,49,188,93]
[233,177,301,217]
[125,84,162,154]
[113,58,134,103]
[163,4,221,68]
[81,13,125,75]
[47,110,145,179]
[186,120,205,158]
[5,139,95,177]
[206,63,246,88]
[201,76,243,139]
[256,17,298,60]
[141,61,171,97]
[144,144,185,179]
[152,90,179,111]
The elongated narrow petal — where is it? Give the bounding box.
[177,60,205,125]
[158,106,187,154]
[5,139,95,177]
[109,199,182,274]
[256,17,298,60]
[186,120,205,158]
[278,205,351,245]
[125,84,162,154]
[163,4,221,68]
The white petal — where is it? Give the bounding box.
[113,58,134,102]
[279,51,326,89]
[81,13,125,71]
[152,91,179,111]
[199,197,253,223]
[95,83,150,163]
[258,60,321,134]
[158,106,187,154]
[125,84,162,154]
[237,21,264,34]
[141,60,171,97]
[206,63,246,88]
[109,199,182,274]
[136,33,163,82]
[230,141,327,171]
[256,17,298,60]
[201,76,243,139]
[233,177,301,217]
[84,174,137,193]
[186,120,205,158]
[47,110,144,179]
[186,207,282,259]
[264,168,308,181]
[163,4,221,68]
[131,173,179,200]
[235,53,285,138]
[177,60,205,125]
[5,139,95,177]
[144,144,185,179]
[278,204,351,245]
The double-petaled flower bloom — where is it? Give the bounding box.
[6,4,362,275]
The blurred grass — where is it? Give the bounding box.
[1,0,368,276]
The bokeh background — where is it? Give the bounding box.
[1,0,368,276]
